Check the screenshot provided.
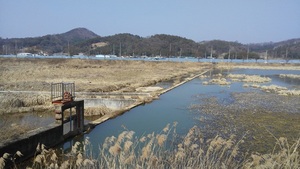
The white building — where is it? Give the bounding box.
[17,53,33,57]
[96,54,109,58]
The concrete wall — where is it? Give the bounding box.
[0,125,63,167]
[80,98,136,110]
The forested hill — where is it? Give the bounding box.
[0,28,299,59]
[0,28,99,55]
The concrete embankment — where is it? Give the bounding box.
[0,123,63,166]
[88,70,209,126]
[159,70,209,95]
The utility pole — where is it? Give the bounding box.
[15,40,18,55]
[265,50,268,63]
[68,41,70,56]
[235,51,237,60]
[119,42,122,57]
[179,48,182,57]
[112,44,115,55]
[246,45,249,62]
[169,43,172,58]
[228,48,231,62]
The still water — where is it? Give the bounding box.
[71,77,202,150]
[63,68,300,154]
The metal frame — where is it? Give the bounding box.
[51,82,75,102]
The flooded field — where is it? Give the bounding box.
[190,69,300,153]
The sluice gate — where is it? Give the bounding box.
[0,82,86,167]
[51,82,85,138]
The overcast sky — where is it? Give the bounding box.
[0,0,299,44]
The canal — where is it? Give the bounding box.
[62,68,300,157]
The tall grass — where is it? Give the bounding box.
[2,123,298,169]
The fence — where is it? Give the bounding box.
[51,82,75,102]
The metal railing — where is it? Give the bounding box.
[51,82,75,102]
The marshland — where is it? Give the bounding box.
[0,57,300,168]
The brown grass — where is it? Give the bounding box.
[0,57,210,115]
[4,124,298,168]
[189,91,300,154]
[0,57,210,145]
[0,58,210,92]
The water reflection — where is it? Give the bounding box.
[0,111,54,128]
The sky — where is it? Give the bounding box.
[0,0,299,44]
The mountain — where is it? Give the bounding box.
[249,38,300,59]
[58,28,99,43]
[72,33,200,57]
[0,28,99,55]
[0,28,299,59]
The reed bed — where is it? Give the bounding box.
[279,74,300,79]
[201,72,300,96]
[0,92,51,114]
[1,123,299,169]
[227,74,271,83]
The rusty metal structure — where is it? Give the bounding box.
[51,82,84,137]
[51,82,75,103]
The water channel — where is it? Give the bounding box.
[62,68,300,156]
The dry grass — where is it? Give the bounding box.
[0,57,209,115]
[243,134,300,168]
[225,73,300,95]
[0,58,209,92]
[1,58,299,168]
[189,92,300,155]
[227,74,271,83]
[2,123,299,169]
[0,57,210,148]
[202,72,300,95]
[84,107,112,116]
[0,92,51,114]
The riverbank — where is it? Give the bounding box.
[0,58,299,141]
[88,70,210,126]
[1,58,299,168]
[0,58,211,141]
[0,58,211,113]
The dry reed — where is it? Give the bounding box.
[1,123,299,169]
